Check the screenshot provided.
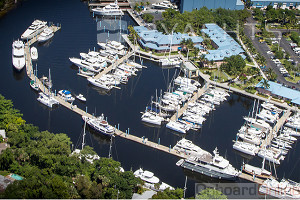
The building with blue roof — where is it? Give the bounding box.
[133,26,203,52]
[250,0,300,9]
[201,23,245,62]
[180,0,244,12]
[256,80,300,105]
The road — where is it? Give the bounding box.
[244,14,300,90]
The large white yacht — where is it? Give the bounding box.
[37,27,54,43]
[233,141,259,156]
[134,168,174,191]
[91,0,124,16]
[166,120,190,134]
[141,111,164,126]
[69,57,106,73]
[176,147,240,180]
[12,39,25,71]
[21,20,47,40]
[152,0,177,9]
[87,77,113,90]
[82,114,114,136]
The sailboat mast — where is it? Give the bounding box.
[81,120,87,150]
[48,68,51,95]
[108,136,113,158]
[169,31,173,59]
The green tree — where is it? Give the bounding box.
[152,188,184,199]
[220,55,246,77]
[261,78,270,89]
[196,188,227,199]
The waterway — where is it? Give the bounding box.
[0,0,300,198]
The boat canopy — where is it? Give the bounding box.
[62,90,71,95]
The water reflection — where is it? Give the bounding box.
[12,66,26,81]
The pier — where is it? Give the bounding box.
[93,51,134,79]
[170,85,210,121]
[260,109,292,148]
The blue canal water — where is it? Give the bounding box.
[0,0,300,198]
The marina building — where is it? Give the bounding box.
[179,0,244,12]
[250,0,300,9]
[201,23,246,63]
[133,26,203,52]
[256,80,300,106]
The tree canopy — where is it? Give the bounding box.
[155,8,250,34]
[196,188,227,199]
[0,94,141,198]
[220,55,246,77]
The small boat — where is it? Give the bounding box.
[12,39,25,71]
[30,47,38,60]
[76,94,86,102]
[30,80,39,91]
[58,90,75,102]
[37,27,54,42]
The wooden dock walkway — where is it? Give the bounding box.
[260,109,292,148]
[93,51,134,79]
[170,85,210,121]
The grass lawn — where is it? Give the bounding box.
[285,75,300,84]
[0,171,10,176]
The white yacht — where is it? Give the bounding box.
[176,147,240,180]
[237,132,261,146]
[134,168,174,191]
[141,111,164,126]
[285,115,300,130]
[82,114,115,136]
[173,138,211,158]
[91,0,124,16]
[159,57,181,67]
[257,149,285,165]
[174,76,201,87]
[283,127,300,137]
[182,114,206,125]
[261,101,282,114]
[106,40,126,51]
[37,27,54,42]
[30,80,39,91]
[37,92,59,108]
[152,0,177,9]
[30,47,38,60]
[21,19,47,40]
[166,120,191,134]
[58,90,75,102]
[259,178,300,199]
[87,77,113,90]
[243,117,271,130]
[256,109,279,124]
[12,40,25,71]
[69,57,106,73]
[76,94,86,102]
[233,141,259,156]
[127,61,145,69]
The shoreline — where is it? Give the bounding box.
[0,0,19,18]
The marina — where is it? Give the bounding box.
[2,0,300,197]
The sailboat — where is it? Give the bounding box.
[242,157,272,179]
[159,31,181,67]
[30,65,40,91]
[37,68,59,108]
[72,120,100,163]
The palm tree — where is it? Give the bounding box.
[261,78,270,89]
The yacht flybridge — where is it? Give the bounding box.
[21,20,47,40]
[91,0,124,16]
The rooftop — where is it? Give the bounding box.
[251,0,300,2]
[256,80,300,105]
[134,26,203,51]
[201,23,245,61]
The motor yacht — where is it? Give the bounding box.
[82,114,115,136]
[152,0,177,9]
[37,92,59,108]
[58,90,75,102]
[30,47,38,61]
[166,120,190,134]
[21,19,47,40]
[233,141,259,156]
[91,0,124,16]
[12,39,25,71]
[37,27,54,42]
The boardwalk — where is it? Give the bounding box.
[261,109,292,148]
[126,9,144,26]
[170,85,210,121]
